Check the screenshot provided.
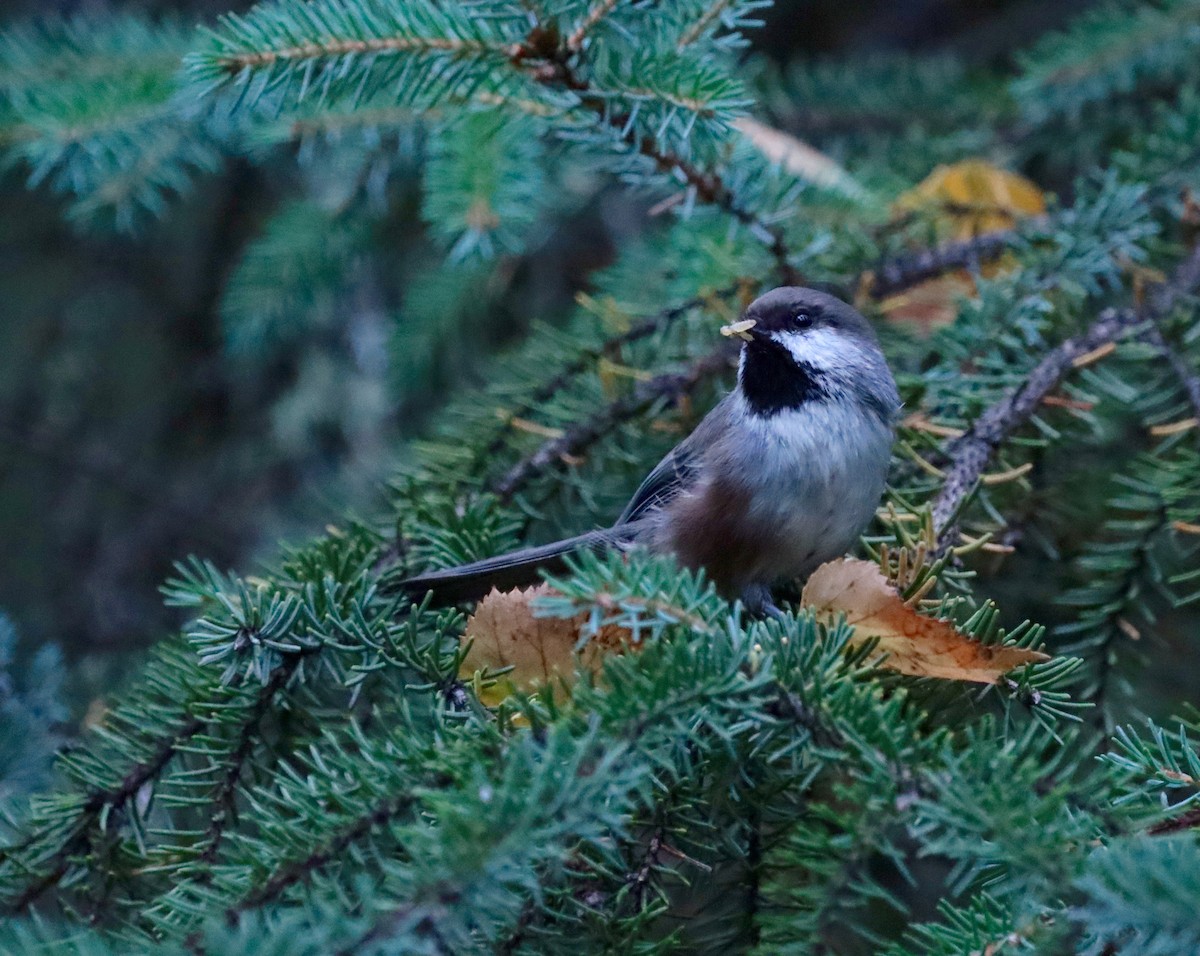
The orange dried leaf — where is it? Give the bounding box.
[460,585,633,705]
[801,558,1049,683]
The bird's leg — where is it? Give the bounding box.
[740,583,785,620]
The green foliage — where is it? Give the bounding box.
[1074,834,1200,955]
[0,14,221,230]
[755,52,1006,190]
[1013,0,1200,125]
[1105,718,1200,817]
[1012,0,1200,172]
[221,199,374,355]
[3,1,1200,953]
[423,109,551,260]
[189,1,531,111]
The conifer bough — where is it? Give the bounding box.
[3,1,1200,954]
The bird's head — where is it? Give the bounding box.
[722,286,898,420]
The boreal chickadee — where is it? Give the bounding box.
[400,287,900,615]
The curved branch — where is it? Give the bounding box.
[863,228,1018,299]
[932,242,1200,548]
[198,659,300,866]
[931,306,1146,538]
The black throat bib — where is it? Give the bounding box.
[740,338,826,417]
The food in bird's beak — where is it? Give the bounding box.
[720,318,757,341]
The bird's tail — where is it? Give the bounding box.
[395,522,646,607]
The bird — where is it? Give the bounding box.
[398,286,900,615]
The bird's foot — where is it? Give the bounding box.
[740,584,786,620]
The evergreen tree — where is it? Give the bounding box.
[2,1,1200,953]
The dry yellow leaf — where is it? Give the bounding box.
[460,585,634,705]
[801,558,1049,683]
[879,160,1046,331]
[894,159,1046,240]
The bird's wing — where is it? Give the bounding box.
[615,396,731,525]
[615,444,700,525]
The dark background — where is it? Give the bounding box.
[0,0,1096,669]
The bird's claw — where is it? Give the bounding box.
[741,584,786,620]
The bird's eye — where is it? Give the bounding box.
[792,310,814,330]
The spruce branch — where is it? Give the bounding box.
[744,806,762,948]
[677,1,739,51]
[930,306,1147,543]
[625,826,668,912]
[932,243,1200,548]
[496,899,537,955]
[567,0,621,52]
[1147,805,1200,835]
[196,3,519,78]
[335,902,450,956]
[1081,496,1169,722]
[510,25,800,283]
[5,712,206,915]
[1144,245,1200,422]
[1146,325,1200,423]
[197,658,300,866]
[229,792,415,917]
[215,34,499,71]
[490,345,734,501]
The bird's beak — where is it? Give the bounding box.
[720,318,757,342]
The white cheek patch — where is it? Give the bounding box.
[774,327,866,371]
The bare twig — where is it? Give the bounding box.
[491,346,734,501]
[863,228,1018,299]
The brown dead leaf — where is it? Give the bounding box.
[801,558,1049,683]
[460,585,634,705]
[878,271,976,331]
